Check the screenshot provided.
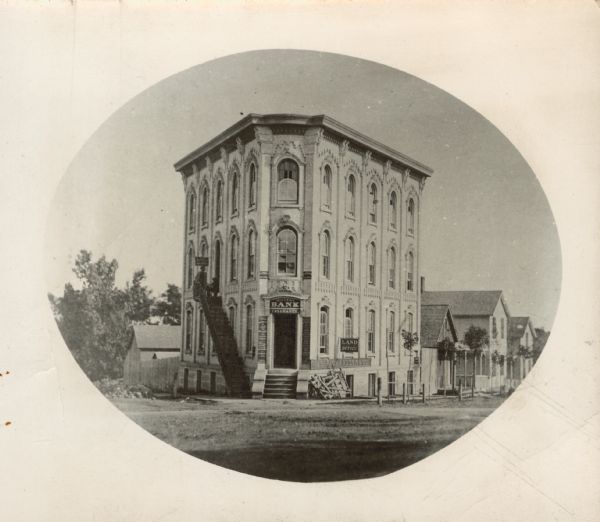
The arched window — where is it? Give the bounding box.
[388,247,396,289]
[407,251,414,291]
[408,198,415,235]
[185,307,193,354]
[248,163,257,207]
[387,311,395,353]
[231,172,239,214]
[245,304,254,354]
[369,183,378,223]
[368,242,376,285]
[344,308,354,338]
[322,165,332,208]
[321,230,330,279]
[201,240,208,258]
[347,175,356,216]
[247,229,256,279]
[230,234,238,282]
[201,186,209,226]
[216,180,223,221]
[346,236,355,282]
[187,244,195,289]
[389,191,397,228]
[277,159,299,204]
[277,228,297,275]
[319,306,329,354]
[187,190,196,231]
[367,310,376,353]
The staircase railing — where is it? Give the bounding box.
[193,273,251,397]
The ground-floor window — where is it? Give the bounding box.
[388,371,396,397]
[368,373,376,397]
[346,374,354,397]
[407,369,415,395]
[245,305,253,355]
[319,306,329,354]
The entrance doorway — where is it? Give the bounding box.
[273,314,297,368]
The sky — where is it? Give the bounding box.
[45,50,561,329]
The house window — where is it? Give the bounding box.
[407,251,414,291]
[248,163,257,207]
[216,180,223,221]
[344,308,354,338]
[247,230,255,279]
[201,186,209,226]
[321,230,330,279]
[501,317,505,339]
[322,165,332,208]
[388,247,396,289]
[346,236,355,282]
[277,159,299,204]
[198,310,205,354]
[347,174,356,216]
[187,245,194,289]
[387,311,395,353]
[389,191,397,229]
[525,331,529,347]
[367,310,376,353]
[245,304,253,354]
[319,306,329,354]
[368,242,376,285]
[277,228,297,275]
[230,234,238,282]
[187,190,196,231]
[231,171,239,214]
[185,307,193,354]
[368,183,378,223]
[408,198,415,235]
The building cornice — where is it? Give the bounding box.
[173,113,433,178]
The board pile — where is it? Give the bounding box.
[309,369,350,399]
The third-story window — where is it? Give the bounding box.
[277,159,299,204]
[230,235,238,282]
[389,191,397,228]
[368,242,376,285]
[369,183,378,223]
[407,251,414,291]
[388,247,396,289]
[319,306,329,354]
[367,310,376,353]
[247,230,255,279]
[231,172,239,214]
[322,165,332,208]
[248,163,257,207]
[246,304,253,354]
[277,228,297,275]
[387,311,395,353]
[346,236,355,282]
[347,174,356,216]
[344,308,354,338]
[321,230,330,279]
[201,186,209,226]
[408,198,415,235]
[216,180,223,221]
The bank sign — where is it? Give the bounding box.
[340,338,359,352]
[270,297,301,314]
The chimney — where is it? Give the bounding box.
[420,276,425,295]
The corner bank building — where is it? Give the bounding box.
[173,114,432,398]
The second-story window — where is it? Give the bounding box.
[407,251,414,291]
[277,228,297,276]
[368,242,376,285]
[277,159,299,204]
[367,310,376,353]
[344,308,354,338]
[387,311,395,353]
[388,247,396,289]
[346,236,355,282]
[321,230,330,279]
[230,234,238,282]
[187,244,194,289]
[247,230,256,279]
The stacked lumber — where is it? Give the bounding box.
[309,369,350,399]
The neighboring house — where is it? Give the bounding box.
[173,113,432,398]
[507,316,537,388]
[123,325,181,389]
[420,303,459,396]
[422,291,510,392]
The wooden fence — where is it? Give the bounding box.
[124,357,180,392]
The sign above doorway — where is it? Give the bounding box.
[270,297,301,314]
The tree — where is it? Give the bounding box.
[402,329,419,366]
[464,325,489,383]
[152,284,182,325]
[49,250,156,381]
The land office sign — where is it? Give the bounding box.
[270,297,301,314]
[340,338,359,353]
